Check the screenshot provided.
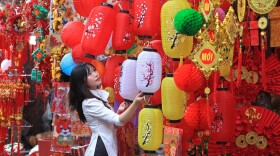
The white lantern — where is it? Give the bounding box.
[119,57,139,102]
[136,48,162,95]
[1,59,12,72]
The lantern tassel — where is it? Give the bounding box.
[236,40,242,87]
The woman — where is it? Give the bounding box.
[68,63,148,156]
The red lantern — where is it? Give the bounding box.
[133,0,161,39]
[103,55,125,88]
[112,10,135,54]
[174,64,205,92]
[114,64,124,103]
[209,88,236,143]
[73,0,106,17]
[61,21,84,49]
[82,3,115,57]
[72,44,93,63]
[113,1,130,13]
[149,86,161,105]
[184,99,214,131]
[90,60,105,80]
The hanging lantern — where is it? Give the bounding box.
[82,3,115,57]
[90,59,105,80]
[149,87,162,105]
[138,105,163,152]
[133,0,161,39]
[112,10,135,54]
[1,59,11,72]
[209,87,236,143]
[114,64,124,103]
[161,73,186,122]
[119,57,139,102]
[173,64,205,92]
[136,48,162,95]
[60,53,77,76]
[103,55,126,88]
[72,44,90,63]
[104,87,115,104]
[161,0,193,59]
[73,0,106,17]
[61,21,85,49]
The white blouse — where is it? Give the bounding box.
[82,89,124,156]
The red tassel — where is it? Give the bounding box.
[230,65,234,93]
[237,41,242,87]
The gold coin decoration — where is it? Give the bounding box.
[236,135,248,148]
[255,136,268,149]
[246,131,258,145]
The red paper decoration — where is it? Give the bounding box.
[103,55,125,88]
[133,0,161,39]
[82,3,115,57]
[73,0,106,17]
[174,64,205,92]
[61,21,84,49]
[112,10,135,54]
[209,88,236,143]
[90,60,105,80]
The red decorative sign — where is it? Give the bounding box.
[199,49,215,65]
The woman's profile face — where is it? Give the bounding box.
[87,65,101,90]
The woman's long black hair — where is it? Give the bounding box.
[69,63,108,123]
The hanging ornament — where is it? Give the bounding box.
[32,48,46,62]
[32,5,48,19]
[35,28,44,42]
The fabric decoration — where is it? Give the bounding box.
[32,48,46,62]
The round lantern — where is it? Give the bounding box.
[173,64,205,92]
[133,0,161,39]
[138,105,163,152]
[104,87,115,104]
[136,48,162,95]
[90,60,105,80]
[1,59,11,72]
[161,73,186,122]
[119,57,139,102]
[161,0,193,59]
[209,87,236,143]
[114,64,124,102]
[60,53,76,76]
[61,21,84,48]
[184,98,214,131]
[73,0,106,17]
[82,3,115,57]
[112,10,135,54]
[103,55,126,88]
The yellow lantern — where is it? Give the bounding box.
[161,0,193,59]
[104,87,115,104]
[161,73,186,122]
[138,105,163,152]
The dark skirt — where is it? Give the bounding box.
[94,136,108,156]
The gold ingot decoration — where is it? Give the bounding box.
[245,131,258,145]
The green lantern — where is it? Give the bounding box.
[32,5,49,19]
[32,48,46,62]
[35,28,44,42]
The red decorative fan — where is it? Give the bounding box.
[265,54,280,96]
[208,106,280,156]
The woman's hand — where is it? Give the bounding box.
[133,92,151,105]
[116,101,129,114]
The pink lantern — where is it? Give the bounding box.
[136,48,162,95]
[119,57,139,102]
[82,3,115,57]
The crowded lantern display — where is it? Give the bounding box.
[0,0,280,155]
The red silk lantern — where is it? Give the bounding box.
[61,21,84,48]
[114,64,124,103]
[73,0,106,17]
[82,3,115,57]
[90,60,105,80]
[113,1,130,13]
[133,0,161,39]
[103,55,125,88]
[112,10,135,54]
[174,64,205,92]
[209,88,236,143]
[149,86,162,105]
[184,99,214,131]
[72,44,93,63]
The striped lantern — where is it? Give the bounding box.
[161,73,186,122]
[161,0,193,59]
[61,21,84,49]
[103,55,126,88]
[136,48,162,95]
[82,3,115,57]
[209,87,236,143]
[73,0,106,17]
[138,105,163,152]
[114,64,124,102]
[133,0,161,39]
[119,57,139,103]
[112,10,135,54]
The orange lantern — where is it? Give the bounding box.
[133,0,161,39]
[82,3,115,57]
[73,0,106,17]
[61,21,84,48]
[90,60,105,80]
[112,10,135,54]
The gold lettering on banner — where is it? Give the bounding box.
[245,107,262,124]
